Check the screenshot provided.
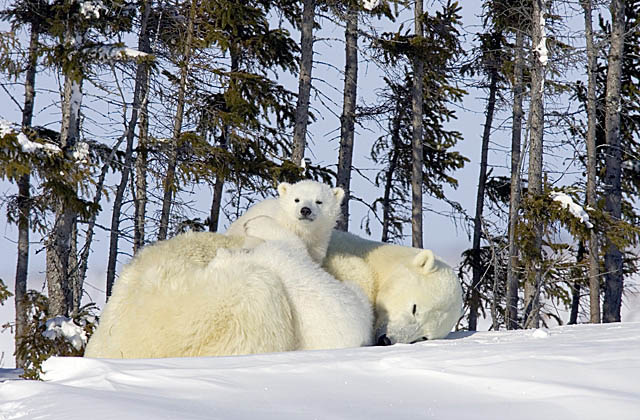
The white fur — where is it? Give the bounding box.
[85,231,372,359]
[323,230,464,345]
[215,240,373,351]
[226,180,344,263]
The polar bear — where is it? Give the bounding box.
[84,231,372,359]
[322,230,463,346]
[226,180,344,263]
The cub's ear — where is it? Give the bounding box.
[277,182,291,197]
[412,249,436,274]
[332,187,345,204]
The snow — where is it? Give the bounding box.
[92,45,150,61]
[536,14,548,67]
[0,120,62,155]
[362,0,381,11]
[72,142,90,162]
[1,323,639,419]
[79,1,106,19]
[550,191,593,229]
[623,160,640,172]
[0,119,13,137]
[42,316,87,351]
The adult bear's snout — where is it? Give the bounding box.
[376,334,392,346]
[300,207,312,217]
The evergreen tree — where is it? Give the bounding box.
[369,1,467,243]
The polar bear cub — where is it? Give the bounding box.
[212,240,373,351]
[226,180,344,263]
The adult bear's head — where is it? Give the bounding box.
[373,249,463,346]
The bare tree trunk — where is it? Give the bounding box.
[506,29,525,330]
[581,0,601,323]
[106,0,152,296]
[523,0,546,329]
[46,28,83,317]
[336,6,358,232]
[381,108,402,243]
[569,241,586,325]
[69,217,81,314]
[468,64,499,331]
[209,50,240,233]
[603,0,625,323]
[291,0,315,166]
[134,89,150,253]
[14,21,39,368]
[411,0,424,249]
[133,1,153,254]
[158,0,196,241]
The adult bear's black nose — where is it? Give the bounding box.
[300,207,312,217]
[376,334,392,346]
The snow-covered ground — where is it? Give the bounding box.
[1,322,639,419]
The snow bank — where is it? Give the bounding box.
[1,323,639,419]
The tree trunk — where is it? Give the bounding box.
[106,0,152,296]
[133,1,153,254]
[581,0,601,323]
[336,6,358,231]
[14,21,39,368]
[134,85,150,253]
[46,28,83,317]
[506,29,525,330]
[69,217,81,314]
[291,0,315,166]
[209,50,240,233]
[411,0,424,249]
[523,0,546,329]
[602,0,625,323]
[381,107,402,243]
[468,64,499,331]
[569,241,586,325]
[158,0,196,241]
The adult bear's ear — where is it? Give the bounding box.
[332,187,345,204]
[412,249,436,274]
[277,182,291,197]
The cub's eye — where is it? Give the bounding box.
[412,304,417,316]
[294,198,300,203]
[315,200,323,205]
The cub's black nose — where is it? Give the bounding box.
[376,334,392,346]
[300,207,312,217]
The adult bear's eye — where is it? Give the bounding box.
[316,200,323,205]
[412,304,417,316]
[294,198,300,203]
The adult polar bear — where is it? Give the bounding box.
[86,180,373,358]
[85,230,462,358]
[84,231,373,358]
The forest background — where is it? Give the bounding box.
[0,0,639,373]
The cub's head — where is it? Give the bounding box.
[373,250,463,346]
[277,180,344,228]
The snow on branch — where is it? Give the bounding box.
[362,0,381,11]
[79,0,107,19]
[84,44,152,62]
[42,316,88,351]
[1,119,61,155]
[550,192,593,229]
